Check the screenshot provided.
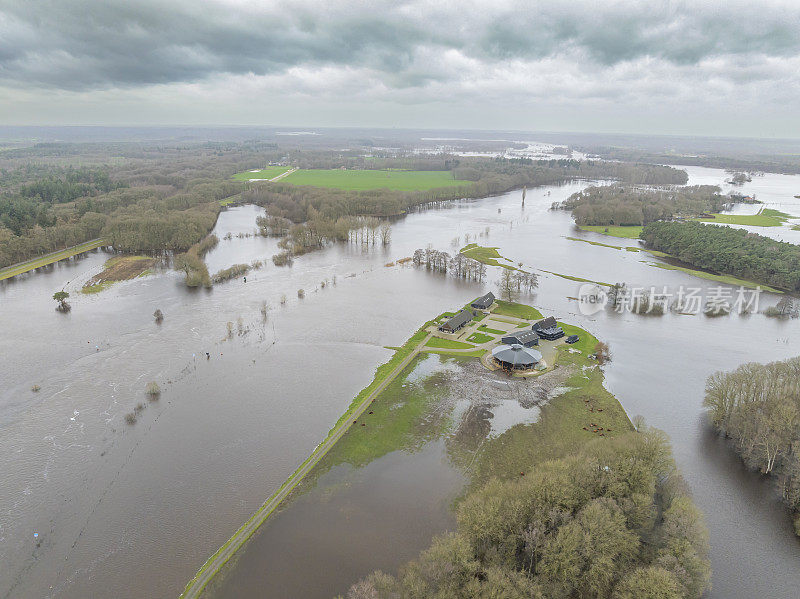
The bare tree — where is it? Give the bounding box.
[379,222,392,246]
[499,268,518,302]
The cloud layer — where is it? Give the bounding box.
[1,0,799,134]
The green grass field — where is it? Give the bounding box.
[492,300,543,320]
[578,225,644,239]
[466,332,494,344]
[460,244,517,270]
[425,337,476,350]
[477,324,505,335]
[697,208,795,227]
[280,169,471,191]
[232,166,290,181]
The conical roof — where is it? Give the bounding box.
[491,343,542,366]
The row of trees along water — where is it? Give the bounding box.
[640,221,800,292]
[705,357,800,534]
[346,427,711,599]
[555,184,727,226]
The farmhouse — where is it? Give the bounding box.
[501,330,539,347]
[471,292,495,310]
[492,344,542,370]
[439,309,473,333]
[533,316,565,341]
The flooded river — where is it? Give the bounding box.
[1,169,799,598]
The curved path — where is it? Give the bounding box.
[180,331,432,598]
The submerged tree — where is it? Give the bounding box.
[499,268,518,302]
[53,290,71,313]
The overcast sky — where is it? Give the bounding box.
[1,0,799,137]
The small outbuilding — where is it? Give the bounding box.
[566,335,580,344]
[532,316,565,341]
[439,309,473,333]
[471,292,495,310]
[492,344,542,370]
[501,330,540,347]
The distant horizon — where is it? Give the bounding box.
[2,1,799,139]
[1,124,799,144]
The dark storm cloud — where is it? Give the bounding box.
[0,0,798,91]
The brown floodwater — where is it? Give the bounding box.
[1,170,799,598]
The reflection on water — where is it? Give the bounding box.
[1,169,799,598]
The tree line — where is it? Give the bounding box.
[640,221,800,292]
[345,428,711,599]
[556,184,725,226]
[705,357,800,534]
[412,248,488,282]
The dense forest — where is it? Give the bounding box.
[640,221,800,292]
[705,357,800,534]
[346,428,711,599]
[557,185,724,226]
[0,142,275,267]
[0,140,687,269]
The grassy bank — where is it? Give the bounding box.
[646,261,782,292]
[81,255,155,293]
[578,224,643,238]
[541,269,613,287]
[459,243,517,270]
[697,208,795,227]
[0,238,105,282]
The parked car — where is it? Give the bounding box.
[565,335,580,344]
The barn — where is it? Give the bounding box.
[501,330,539,347]
[471,292,495,310]
[439,309,473,333]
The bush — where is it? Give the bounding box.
[212,263,250,284]
[153,309,164,323]
[124,412,136,425]
[31,384,41,392]
[145,381,160,397]
[297,288,305,298]
[272,251,293,266]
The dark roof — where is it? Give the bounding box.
[502,330,539,345]
[533,316,557,331]
[441,309,472,330]
[471,292,495,309]
[492,344,542,366]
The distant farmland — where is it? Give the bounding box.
[232,166,290,181]
[234,168,471,191]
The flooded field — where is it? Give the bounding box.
[1,168,799,598]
